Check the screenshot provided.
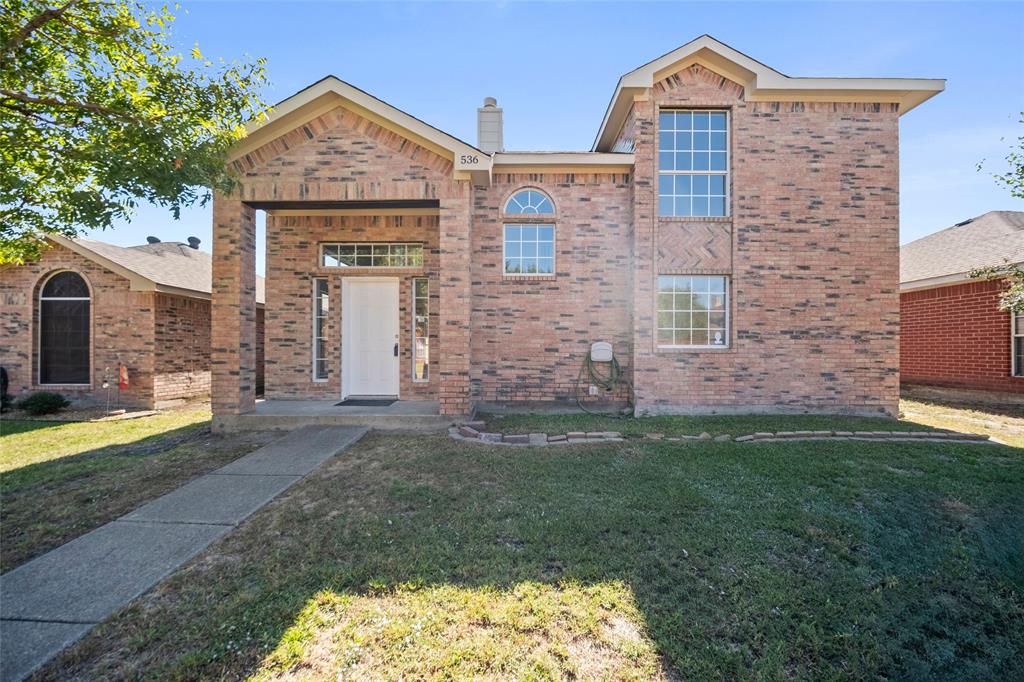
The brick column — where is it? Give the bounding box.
[630,97,656,413]
[438,194,472,415]
[211,194,257,420]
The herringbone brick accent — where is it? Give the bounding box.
[658,221,732,273]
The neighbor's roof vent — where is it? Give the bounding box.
[146,236,161,244]
[187,236,201,249]
[954,218,974,227]
[477,97,503,153]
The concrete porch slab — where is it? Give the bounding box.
[120,473,300,525]
[214,399,456,433]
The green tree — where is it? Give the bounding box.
[0,0,268,263]
[971,113,1024,314]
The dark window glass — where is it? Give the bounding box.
[39,272,90,384]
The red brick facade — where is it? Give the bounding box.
[212,54,922,421]
[0,241,265,409]
[901,279,1022,392]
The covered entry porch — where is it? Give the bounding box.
[214,398,451,432]
[209,75,492,432]
[211,196,473,433]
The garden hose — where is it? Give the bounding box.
[575,348,634,417]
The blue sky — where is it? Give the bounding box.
[109,1,1024,274]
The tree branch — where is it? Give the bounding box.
[0,88,142,121]
[1,0,82,60]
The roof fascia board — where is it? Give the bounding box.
[900,261,1023,292]
[594,35,944,151]
[47,235,157,293]
[494,152,634,166]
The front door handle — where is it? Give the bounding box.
[393,342,399,357]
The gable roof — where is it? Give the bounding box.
[229,75,491,183]
[49,235,265,304]
[593,34,945,151]
[900,211,1024,290]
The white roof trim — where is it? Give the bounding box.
[231,76,492,178]
[493,152,634,169]
[593,35,945,151]
[900,271,974,292]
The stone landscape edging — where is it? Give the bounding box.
[450,422,994,447]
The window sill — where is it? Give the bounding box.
[657,216,731,223]
[502,274,557,282]
[655,345,733,353]
[35,383,92,389]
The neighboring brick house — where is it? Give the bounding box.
[210,35,944,427]
[0,236,266,409]
[900,211,1024,393]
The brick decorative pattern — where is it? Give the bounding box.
[657,220,732,273]
[901,279,1022,392]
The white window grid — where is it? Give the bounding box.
[657,275,729,348]
[658,110,729,218]
[504,189,555,215]
[312,278,329,381]
[321,243,423,268]
[503,224,555,275]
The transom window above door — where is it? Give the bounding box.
[321,243,423,268]
[658,110,729,217]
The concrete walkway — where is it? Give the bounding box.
[0,425,367,681]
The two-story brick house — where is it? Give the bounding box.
[210,35,943,429]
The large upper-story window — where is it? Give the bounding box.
[503,189,555,276]
[658,110,729,217]
[38,271,90,384]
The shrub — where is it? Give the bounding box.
[18,391,71,416]
[1,393,13,413]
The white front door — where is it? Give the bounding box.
[342,278,400,397]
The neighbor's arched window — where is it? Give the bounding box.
[503,189,555,275]
[39,271,90,384]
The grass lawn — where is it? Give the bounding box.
[0,407,275,573]
[39,432,1023,681]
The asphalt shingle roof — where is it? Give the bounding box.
[71,238,265,303]
[900,211,1024,285]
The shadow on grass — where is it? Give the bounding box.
[42,434,1024,681]
[0,418,68,437]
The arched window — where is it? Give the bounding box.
[504,189,554,215]
[39,271,90,384]
[502,189,555,276]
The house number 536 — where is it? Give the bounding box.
[459,155,480,164]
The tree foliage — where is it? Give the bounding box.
[971,113,1024,312]
[0,0,269,263]
[970,263,1024,315]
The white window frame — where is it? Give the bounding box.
[412,277,429,383]
[656,275,730,350]
[1013,310,1023,377]
[37,270,92,386]
[320,243,424,268]
[502,224,556,276]
[312,278,329,382]
[657,109,730,218]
